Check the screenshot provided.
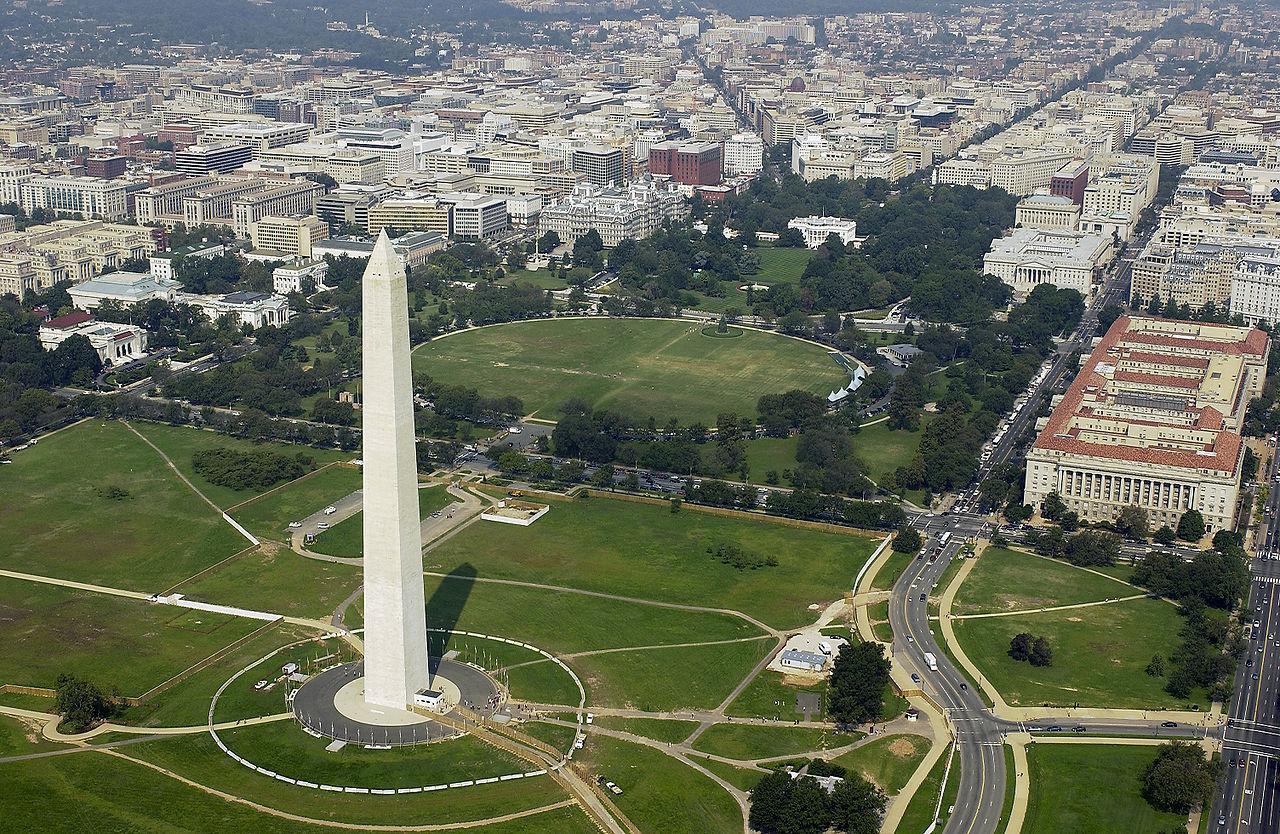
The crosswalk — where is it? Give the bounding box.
[1255,575,1280,585]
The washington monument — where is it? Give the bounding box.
[361,231,429,710]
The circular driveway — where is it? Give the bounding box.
[292,658,500,746]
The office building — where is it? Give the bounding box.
[438,193,509,239]
[367,197,452,237]
[1024,315,1268,534]
[723,133,765,177]
[176,142,253,175]
[20,176,128,221]
[648,141,723,186]
[250,215,330,258]
[1015,194,1082,230]
[230,179,323,237]
[572,146,625,188]
[538,179,687,247]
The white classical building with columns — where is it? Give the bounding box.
[1023,315,1268,534]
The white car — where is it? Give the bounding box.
[288,521,303,529]
[323,506,337,515]
[253,679,269,691]
[508,426,523,434]
[316,522,329,530]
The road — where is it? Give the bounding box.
[1210,443,1280,834]
[884,226,1181,834]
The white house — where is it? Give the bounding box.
[788,216,861,249]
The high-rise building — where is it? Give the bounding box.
[572,145,625,187]
[723,133,764,177]
[648,141,723,186]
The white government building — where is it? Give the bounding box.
[787,216,860,249]
[983,228,1113,299]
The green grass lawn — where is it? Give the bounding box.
[0,749,599,834]
[0,714,63,757]
[0,420,247,591]
[119,623,317,728]
[744,436,798,484]
[229,464,362,539]
[726,670,828,720]
[428,494,877,630]
[894,745,952,834]
[518,719,577,753]
[125,732,574,828]
[1023,744,1189,834]
[853,416,933,486]
[688,247,816,314]
[576,735,741,834]
[872,549,914,592]
[953,597,1200,709]
[830,734,930,795]
[696,757,768,791]
[412,318,846,424]
[571,638,773,711]
[953,548,1138,616]
[310,485,455,558]
[691,724,861,761]
[595,717,699,744]
[129,421,349,510]
[417,570,762,658]
[0,576,263,696]
[216,720,527,788]
[500,268,574,290]
[169,546,360,622]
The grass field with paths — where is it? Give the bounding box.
[412,318,846,424]
[427,494,877,629]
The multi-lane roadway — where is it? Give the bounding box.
[1210,445,1280,834]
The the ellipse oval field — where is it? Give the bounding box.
[412,318,850,423]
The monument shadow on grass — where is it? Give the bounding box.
[425,562,476,677]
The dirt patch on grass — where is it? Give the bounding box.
[888,737,919,757]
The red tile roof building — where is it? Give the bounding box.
[1024,315,1268,534]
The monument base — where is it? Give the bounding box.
[292,659,500,746]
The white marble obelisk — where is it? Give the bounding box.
[361,231,429,710]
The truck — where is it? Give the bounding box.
[923,652,938,672]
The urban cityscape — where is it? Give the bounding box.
[0,0,1278,833]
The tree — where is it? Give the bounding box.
[1147,654,1167,677]
[783,777,834,834]
[1041,491,1066,521]
[777,227,807,247]
[1008,632,1033,662]
[1115,505,1149,540]
[1176,509,1205,542]
[1029,636,1053,667]
[1154,525,1176,545]
[892,526,922,553]
[1063,530,1120,567]
[829,642,891,725]
[748,770,793,834]
[828,774,886,834]
[1142,741,1218,814]
[55,674,116,731]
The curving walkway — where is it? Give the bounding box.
[98,747,580,832]
[951,593,1150,620]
